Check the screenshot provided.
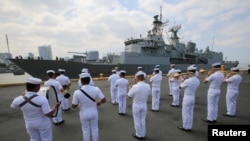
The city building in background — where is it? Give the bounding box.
[0,53,12,65]
[38,45,52,60]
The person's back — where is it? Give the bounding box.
[116,77,129,95]
[56,74,70,86]
[207,71,224,89]
[108,73,119,86]
[150,73,162,87]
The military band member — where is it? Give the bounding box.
[56,68,71,111]
[203,62,224,123]
[72,73,106,141]
[108,69,119,105]
[152,64,162,75]
[167,64,176,96]
[115,70,129,115]
[128,71,151,140]
[78,68,95,88]
[170,69,183,107]
[178,66,200,131]
[223,67,242,117]
[44,70,65,125]
[149,67,163,111]
[10,77,60,141]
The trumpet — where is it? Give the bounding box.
[172,72,194,79]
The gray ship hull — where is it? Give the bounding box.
[9,59,237,81]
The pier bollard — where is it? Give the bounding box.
[99,73,104,79]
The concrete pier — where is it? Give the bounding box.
[0,74,250,141]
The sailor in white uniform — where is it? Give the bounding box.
[203,62,224,123]
[149,68,162,111]
[223,67,242,117]
[170,69,183,107]
[115,70,129,115]
[10,77,60,141]
[44,70,65,125]
[72,73,106,141]
[152,65,163,75]
[135,66,147,80]
[128,71,151,140]
[178,66,200,131]
[78,68,95,88]
[167,64,176,96]
[108,69,120,105]
[56,69,71,111]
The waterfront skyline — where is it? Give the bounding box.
[0,0,249,65]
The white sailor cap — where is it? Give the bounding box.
[135,71,145,77]
[27,77,42,84]
[79,73,90,78]
[46,70,55,74]
[58,69,65,72]
[81,68,89,73]
[119,70,126,74]
[187,66,197,71]
[155,65,160,68]
[231,67,239,71]
[137,66,142,69]
[212,62,221,67]
[154,68,160,71]
[190,64,196,67]
[112,69,116,73]
[175,69,181,73]
[170,64,175,67]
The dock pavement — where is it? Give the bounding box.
[0,74,250,141]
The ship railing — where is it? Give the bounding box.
[223,60,239,65]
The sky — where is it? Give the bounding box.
[0,0,250,68]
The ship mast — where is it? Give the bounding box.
[5,34,11,58]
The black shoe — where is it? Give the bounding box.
[150,109,159,112]
[132,133,145,140]
[202,118,216,123]
[223,114,235,117]
[169,95,173,96]
[178,126,191,132]
[170,104,179,107]
[59,120,65,124]
[118,113,123,115]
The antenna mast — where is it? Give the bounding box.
[211,36,214,51]
[5,34,11,58]
[160,6,162,22]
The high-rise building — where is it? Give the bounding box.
[38,45,52,60]
[0,53,12,65]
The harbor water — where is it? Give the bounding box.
[0,73,31,84]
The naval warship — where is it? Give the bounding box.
[9,10,238,80]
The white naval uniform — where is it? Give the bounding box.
[108,73,119,104]
[44,79,64,124]
[170,76,183,106]
[224,74,242,116]
[128,81,151,138]
[167,68,176,95]
[72,85,105,141]
[149,73,162,110]
[56,74,71,110]
[10,92,53,141]
[205,71,224,121]
[180,76,200,130]
[115,77,129,114]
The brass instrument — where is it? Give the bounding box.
[172,72,194,79]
